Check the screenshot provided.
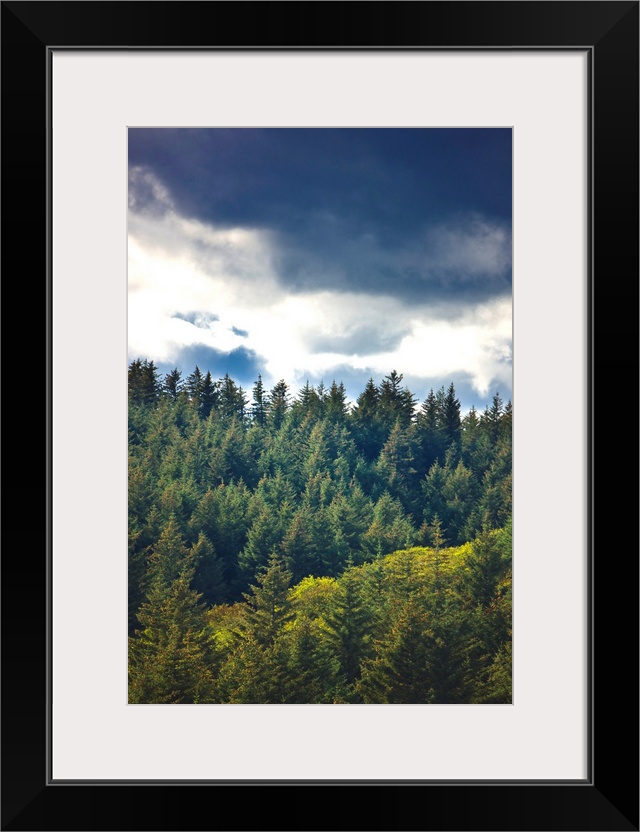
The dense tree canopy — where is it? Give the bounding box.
[128,359,512,704]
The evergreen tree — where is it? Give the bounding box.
[242,553,293,647]
[209,417,255,486]
[293,380,322,422]
[416,388,445,473]
[281,506,322,582]
[375,421,418,513]
[462,526,507,609]
[190,482,253,598]
[361,492,417,558]
[251,374,268,427]
[219,373,247,421]
[163,368,184,401]
[190,532,227,606]
[326,483,374,563]
[157,478,200,536]
[442,382,462,447]
[182,422,211,488]
[129,519,215,703]
[268,379,291,430]
[350,378,385,461]
[481,391,504,444]
[379,370,416,430]
[186,365,205,404]
[283,614,340,703]
[324,565,373,688]
[199,371,219,419]
[358,598,435,704]
[239,501,293,584]
[327,380,349,422]
[128,358,161,406]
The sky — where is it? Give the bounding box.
[128,128,512,413]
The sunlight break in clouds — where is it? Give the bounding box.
[128,195,512,402]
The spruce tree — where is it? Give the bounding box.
[350,378,385,461]
[128,358,161,406]
[186,365,204,405]
[268,379,291,430]
[163,368,184,401]
[251,374,268,426]
[242,553,293,647]
[128,519,215,703]
[442,382,462,447]
[199,371,218,419]
[379,370,416,430]
[219,373,247,421]
[416,388,445,473]
[357,598,435,704]
[327,380,349,422]
[324,565,373,688]
[361,491,417,558]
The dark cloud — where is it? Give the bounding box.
[164,344,262,391]
[273,221,511,305]
[307,324,407,356]
[128,128,512,305]
[231,326,249,338]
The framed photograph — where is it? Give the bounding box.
[3,2,637,830]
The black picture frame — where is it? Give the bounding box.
[2,2,638,830]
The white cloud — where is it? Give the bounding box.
[128,166,174,211]
[128,200,511,400]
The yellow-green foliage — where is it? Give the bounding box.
[287,574,339,634]
[132,523,512,704]
[205,602,245,650]
[289,575,339,613]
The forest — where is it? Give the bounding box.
[128,359,512,704]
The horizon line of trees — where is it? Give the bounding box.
[128,357,510,432]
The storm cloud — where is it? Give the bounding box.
[128,128,512,410]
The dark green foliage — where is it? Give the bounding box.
[242,553,293,647]
[442,381,462,448]
[361,491,417,558]
[189,481,253,596]
[282,615,341,703]
[416,388,445,474]
[163,367,184,401]
[376,421,418,511]
[379,370,416,431]
[128,358,161,406]
[190,532,227,606]
[239,482,295,585]
[186,365,205,403]
[324,565,374,687]
[268,379,290,430]
[250,374,268,426]
[129,359,511,704]
[199,371,218,419]
[327,380,348,422]
[358,598,436,703]
[351,378,386,460]
[219,373,247,421]
[281,506,323,582]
